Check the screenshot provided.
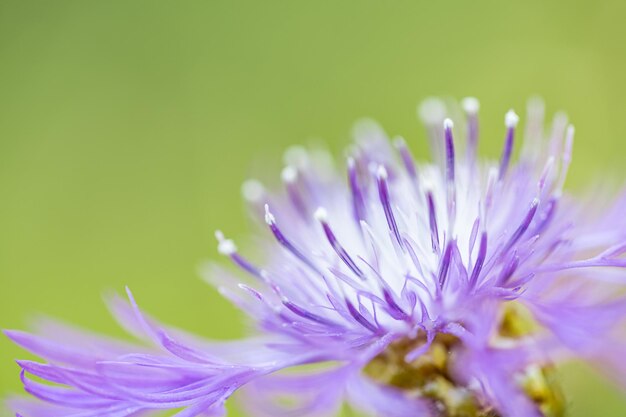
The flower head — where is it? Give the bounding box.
[6,98,626,417]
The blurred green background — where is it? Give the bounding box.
[1,1,625,416]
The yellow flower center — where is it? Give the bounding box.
[363,303,565,417]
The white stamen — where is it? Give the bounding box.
[215,230,237,255]
[377,165,388,180]
[564,125,575,162]
[544,156,556,175]
[241,179,265,203]
[422,178,434,193]
[527,96,545,116]
[461,97,480,114]
[443,118,454,130]
[485,167,499,212]
[238,283,259,295]
[218,240,237,256]
[283,146,309,169]
[539,157,556,189]
[216,286,231,299]
[556,125,575,192]
[505,110,520,128]
[281,165,298,183]
[264,204,275,225]
[310,149,334,175]
[487,167,499,186]
[314,207,328,222]
[259,269,271,282]
[418,98,446,125]
[565,125,575,151]
[392,136,406,147]
[353,119,386,145]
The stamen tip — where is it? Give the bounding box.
[505,109,520,128]
[461,97,480,114]
[281,165,298,183]
[377,165,388,180]
[314,207,328,222]
[443,118,454,130]
[422,178,434,193]
[264,204,275,225]
[218,240,237,255]
[215,230,237,255]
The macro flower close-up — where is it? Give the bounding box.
[3,2,626,417]
[5,97,626,417]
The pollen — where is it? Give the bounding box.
[363,333,489,417]
[363,304,566,417]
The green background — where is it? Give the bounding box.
[1,1,625,416]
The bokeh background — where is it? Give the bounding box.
[1,1,626,416]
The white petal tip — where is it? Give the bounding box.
[421,178,435,193]
[443,118,454,130]
[352,118,384,141]
[281,165,298,183]
[241,179,265,202]
[527,96,545,113]
[392,136,406,147]
[505,110,520,128]
[314,207,328,222]
[376,165,388,179]
[283,146,309,168]
[418,98,446,124]
[461,97,480,114]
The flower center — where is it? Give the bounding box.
[364,333,488,416]
[363,303,565,417]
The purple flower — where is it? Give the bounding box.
[5,97,626,417]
